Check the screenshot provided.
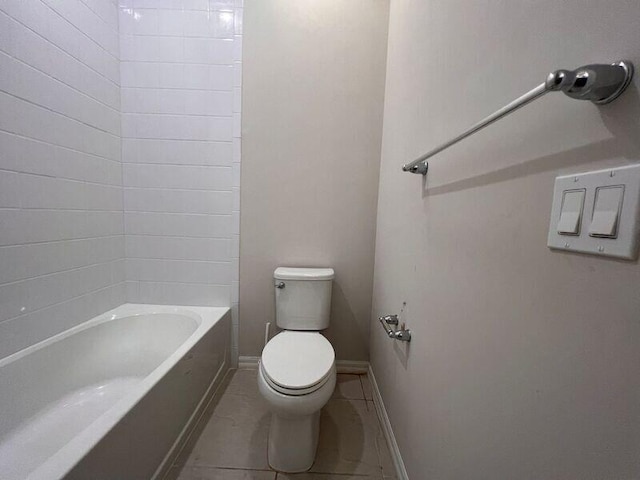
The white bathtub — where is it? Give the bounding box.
[0,303,231,480]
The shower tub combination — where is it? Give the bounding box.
[0,304,231,480]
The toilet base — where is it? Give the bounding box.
[268,410,320,473]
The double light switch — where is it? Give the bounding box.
[548,164,640,259]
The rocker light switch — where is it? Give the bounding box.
[557,189,585,235]
[547,164,640,260]
[589,186,624,238]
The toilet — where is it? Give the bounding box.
[258,267,337,473]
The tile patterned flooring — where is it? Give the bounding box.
[166,370,396,480]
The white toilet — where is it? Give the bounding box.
[258,267,337,473]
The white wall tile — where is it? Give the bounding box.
[232,162,241,187]
[126,258,231,284]
[0,0,242,356]
[0,284,123,358]
[182,0,209,11]
[231,233,239,257]
[0,170,22,208]
[123,163,231,190]
[120,62,234,90]
[0,11,16,57]
[210,0,235,8]
[232,111,241,138]
[211,10,235,39]
[232,187,240,211]
[233,61,242,86]
[124,187,232,214]
[230,280,239,303]
[231,257,239,281]
[124,212,231,237]
[233,7,242,34]
[0,133,122,185]
[8,18,120,108]
[121,88,233,115]
[183,37,233,64]
[0,51,120,135]
[135,281,230,306]
[126,235,230,261]
[231,210,240,234]
[233,86,241,113]
[0,92,119,161]
[133,0,181,9]
[0,0,123,359]
[0,210,123,246]
[122,138,233,165]
[84,0,119,29]
[232,137,241,162]
[128,8,159,36]
[122,113,232,141]
[232,34,242,61]
[181,10,209,37]
[157,9,184,36]
[117,0,242,354]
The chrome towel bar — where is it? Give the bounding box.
[403,61,634,175]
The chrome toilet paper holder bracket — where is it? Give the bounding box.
[379,315,412,342]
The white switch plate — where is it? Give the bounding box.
[547,164,640,260]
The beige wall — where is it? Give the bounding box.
[240,0,389,360]
[372,1,640,478]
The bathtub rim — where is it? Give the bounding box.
[0,303,214,368]
[1,303,230,480]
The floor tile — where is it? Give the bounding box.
[359,375,373,401]
[332,374,365,400]
[277,473,379,479]
[180,370,271,470]
[170,466,275,479]
[310,399,383,476]
[225,369,261,398]
[171,370,395,480]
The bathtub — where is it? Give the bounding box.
[0,303,231,480]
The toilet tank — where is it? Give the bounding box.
[274,267,335,330]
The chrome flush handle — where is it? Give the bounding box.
[276,282,285,289]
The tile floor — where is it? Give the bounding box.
[166,370,396,480]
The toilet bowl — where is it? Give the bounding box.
[258,267,336,472]
[258,332,336,472]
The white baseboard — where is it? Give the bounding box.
[336,360,369,374]
[238,355,369,374]
[368,365,409,480]
[238,355,260,369]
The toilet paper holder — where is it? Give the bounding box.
[379,315,411,342]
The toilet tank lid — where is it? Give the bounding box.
[274,267,335,280]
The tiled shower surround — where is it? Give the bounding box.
[0,0,124,358]
[119,0,243,359]
[0,0,242,359]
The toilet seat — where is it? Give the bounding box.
[261,331,335,396]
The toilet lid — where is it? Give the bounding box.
[261,331,335,391]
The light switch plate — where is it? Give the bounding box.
[547,164,640,260]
